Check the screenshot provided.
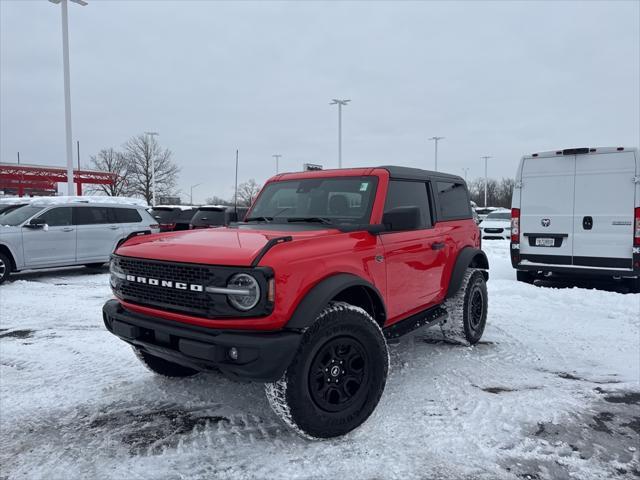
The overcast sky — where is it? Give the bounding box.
[1,0,639,203]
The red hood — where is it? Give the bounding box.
[116,226,339,266]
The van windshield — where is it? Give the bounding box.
[247,176,379,225]
[0,205,45,226]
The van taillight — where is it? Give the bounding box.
[511,208,520,243]
[634,208,640,246]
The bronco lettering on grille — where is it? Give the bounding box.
[125,274,204,292]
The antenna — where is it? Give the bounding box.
[234,149,239,217]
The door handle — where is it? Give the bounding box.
[431,242,446,250]
[582,216,593,230]
[109,225,119,230]
[62,227,74,232]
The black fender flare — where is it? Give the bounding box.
[445,247,489,299]
[286,273,386,330]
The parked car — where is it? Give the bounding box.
[0,203,28,216]
[149,206,197,232]
[104,165,488,439]
[479,210,511,239]
[0,200,159,284]
[189,206,249,229]
[475,207,498,223]
[510,147,639,292]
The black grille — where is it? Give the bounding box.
[112,256,274,318]
[115,256,218,317]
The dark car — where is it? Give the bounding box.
[149,206,197,232]
[190,206,249,229]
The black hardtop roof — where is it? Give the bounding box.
[379,165,465,183]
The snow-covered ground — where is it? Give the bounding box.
[1,241,638,480]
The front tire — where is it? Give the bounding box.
[0,252,10,284]
[133,347,199,378]
[265,302,389,439]
[442,268,488,345]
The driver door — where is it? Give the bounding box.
[22,207,76,267]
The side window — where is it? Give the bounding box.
[74,207,111,225]
[114,208,142,223]
[37,207,72,227]
[436,182,471,220]
[383,180,432,229]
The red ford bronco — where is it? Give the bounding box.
[104,166,488,438]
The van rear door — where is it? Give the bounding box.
[572,151,636,270]
[519,154,575,264]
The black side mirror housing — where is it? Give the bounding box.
[25,217,46,229]
[382,206,421,232]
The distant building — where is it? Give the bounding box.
[158,196,182,205]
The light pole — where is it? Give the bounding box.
[49,0,87,195]
[272,154,282,174]
[481,156,492,207]
[429,136,444,171]
[190,183,201,205]
[330,99,350,168]
[144,131,159,205]
[462,167,470,182]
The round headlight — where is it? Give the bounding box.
[227,273,260,311]
[109,258,125,288]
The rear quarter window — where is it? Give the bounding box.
[113,208,142,223]
[436,181,471,220]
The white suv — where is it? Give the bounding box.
[0,199,159,284]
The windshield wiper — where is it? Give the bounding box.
[244,216,273,223]
[286,217,334,225]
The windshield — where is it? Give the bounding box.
[0,205,45,226]
[486,212,511,220]
[248,176,378,225]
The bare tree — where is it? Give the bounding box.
[88,148,131,196]
[204,195,233,206]
[236,179,261,206]
[124,134,180,204]
[468,177,515,208]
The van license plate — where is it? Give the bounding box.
[535,238,555,247]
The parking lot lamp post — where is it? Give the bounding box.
[190,183,201,205]
[144,132,159,205]
[49,0,87,195]
[481,156,491,207]
[272,154,282,174]
[429,136,444,171]
[330,99,350,168]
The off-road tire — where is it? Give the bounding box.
[442,268,488,345]
[265,301,389,439]
[133,347,199,378]
[516,270,536,285]
[0,252,10,284]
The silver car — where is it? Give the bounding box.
[0,201,159,284]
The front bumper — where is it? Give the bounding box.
[103,299,301,382]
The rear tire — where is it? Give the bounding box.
[516,270,536,284]
[0,252,10,284]
[133,347,199,378]
[265,301,389,439]
[628,277,640,294]
[442,268,488,345]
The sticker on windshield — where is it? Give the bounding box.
[360,182,369,192]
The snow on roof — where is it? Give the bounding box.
[0,197,31,205]
[151,205,197,210]
[196,204,230,210]
[2,196,148,207]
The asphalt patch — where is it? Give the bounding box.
[88,407,231,454]
[0,329,35,339]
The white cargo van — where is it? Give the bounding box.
[510,147,639,292]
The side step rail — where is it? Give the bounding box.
[383,306,447,339]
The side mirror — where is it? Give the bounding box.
[381,206,421,232]
[25,217,46,229]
